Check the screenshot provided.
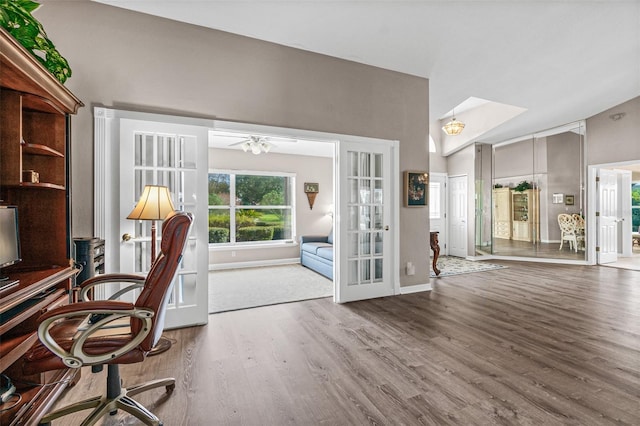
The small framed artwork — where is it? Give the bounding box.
[304,182,319,193]
[404,171,428,207]
[304,182,319,210]
[552,193,563,204]
[565,194,575,205]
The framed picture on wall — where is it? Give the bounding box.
[404,171,428,207]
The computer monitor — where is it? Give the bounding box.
[0,205,21,281]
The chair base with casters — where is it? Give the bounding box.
[39,364,175,426]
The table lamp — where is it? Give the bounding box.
[127,185,175,264]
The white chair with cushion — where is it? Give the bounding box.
[558,213,578,252]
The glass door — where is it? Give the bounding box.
[337,140,395,302]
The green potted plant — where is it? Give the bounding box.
[0,0,72,83]
[514,181,532,192]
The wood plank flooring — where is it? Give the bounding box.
[49,262,640,425]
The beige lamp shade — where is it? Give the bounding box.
[127,185,176,221]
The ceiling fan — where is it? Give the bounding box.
[226,134,297,155]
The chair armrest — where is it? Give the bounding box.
[37,300,154,368]
[300,235,329,244]
[79,273,146,301]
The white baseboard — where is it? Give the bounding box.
[210,258,300,271]
[400,283,432,294]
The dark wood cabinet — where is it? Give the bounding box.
[0,27,83,425]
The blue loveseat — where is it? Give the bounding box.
[300,232,333,280]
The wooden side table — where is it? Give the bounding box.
[430,231,441,276]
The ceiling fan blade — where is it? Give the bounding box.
[228,139,250,146]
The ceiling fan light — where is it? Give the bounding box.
[442,118,465,136]
[261,141,272,153]
[251,143,262,155]
[241,141,251,152]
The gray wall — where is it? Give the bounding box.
[586,96,640,165]
[208,149,333,265]
[35,2,430,286]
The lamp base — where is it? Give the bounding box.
[148,335,173,357]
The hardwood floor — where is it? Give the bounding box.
[50,262,640,425]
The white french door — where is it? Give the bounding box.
[597,168,618,264]
[448,175,468,258]
[336,140,396,303]
[94,108,210,330]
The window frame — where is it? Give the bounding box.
[208,169,297,247]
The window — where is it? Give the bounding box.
[208,171,295,245]
[429,181,441,219]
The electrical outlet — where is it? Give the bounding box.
[406,262,415,276]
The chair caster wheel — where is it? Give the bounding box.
[166,383,175,393]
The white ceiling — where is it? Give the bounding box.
[95,0,640,145]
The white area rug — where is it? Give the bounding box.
[209,264,333,313]
[430,256,508,278]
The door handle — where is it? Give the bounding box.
[122,233,133,242]
[384,225,389,231]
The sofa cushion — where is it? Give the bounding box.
[301,242,332,255]
[316,247,334,261]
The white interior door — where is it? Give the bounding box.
[117,117,209,329]
[448,175,468,258]
[429,173,447,255]
[337,140,395,303]
[598,168,618,264]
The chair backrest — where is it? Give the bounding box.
[133,211,193,351]
[557,213,576,234]
[572,214,585,231]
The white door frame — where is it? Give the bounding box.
[211,121,400,303]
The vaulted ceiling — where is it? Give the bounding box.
[94,1,640,144]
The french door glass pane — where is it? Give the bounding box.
[349,152,358,176]
[348,260,358,285]
[346,150,385,288]
[158,135,176,167]
[374,154,383,178]
[360,153,371,177]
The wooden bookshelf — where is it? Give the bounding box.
[0,27,83,425]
